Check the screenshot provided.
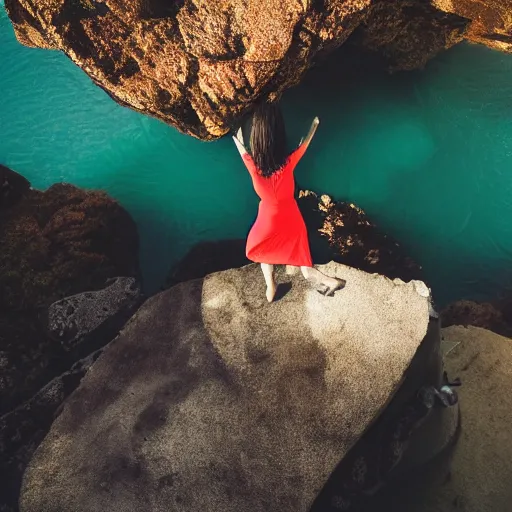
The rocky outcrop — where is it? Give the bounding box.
[431,0,512,52]
[354,1,470,71]
[441,298,512,338]
[1,279,143,512]
[48,277,142,352]
[0,167,140,415]
[19,262,443,512]
[299,191,423,282]
[166,191,423,287]
[0,168,143,511]
[0,164,30,209]
[5,0,510,140]
[0,350,102,512]
[380,325,512,512]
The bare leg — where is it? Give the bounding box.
[261,263,276,302]
[300,266,345,296]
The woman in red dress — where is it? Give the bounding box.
[233,102,345,302]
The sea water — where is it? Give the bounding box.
[1,5,512,305]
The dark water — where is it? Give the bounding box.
[1,5,512,305]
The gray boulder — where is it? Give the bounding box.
[21,263,434,512]
[0,350,101,512]
[48,277,142,352]
[1,277,142,512]
[383,326,512,512]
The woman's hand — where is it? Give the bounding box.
[232,128,248,157]
[236,127,244,144]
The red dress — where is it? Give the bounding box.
[242,144,313,267]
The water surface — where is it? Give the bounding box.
[1,6,512,304]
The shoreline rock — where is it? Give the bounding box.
[0,167,143,511]
[376,325,512,512]
[19,262,446,512]
[5,0,510,140]
[0,168,141,415]
[441,298,512,338]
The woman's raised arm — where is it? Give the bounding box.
[291,117,320,165]
[232,127,249,158]
[301,117,319,150]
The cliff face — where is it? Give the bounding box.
[5,0,511,140]
[0,167,140,415]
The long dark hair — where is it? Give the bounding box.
[250,101,289,177]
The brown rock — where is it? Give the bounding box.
[383,326,512,512]
[441,298,512,338]
[432,0,512,52]
[0,167,140,415]
[355,1,469,71]
[441,299,504,330]
[299,190,423,283]
[0,163,30,209]
[6,0,509,140]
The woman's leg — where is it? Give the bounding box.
[261,263,276,302]
[300,266,345,295]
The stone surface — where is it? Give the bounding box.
[0,164,30,209]
[355,1,469,71]
[374,325,512,512]
[442,299,505,331]
[311,315,461,512]
[441,299,512,338]
[0,350,102,512]
[1,276,142,512]
[5,0,510,140]
[300,191,424,283]
[432,0,512,52]
[48,277,142,351]
[0,167,140,415]
[20,262,431,512]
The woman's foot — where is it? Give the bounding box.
[266,283,277,303]
[261,263,276,303]
[317,278,346,296]
[300,266,346,297]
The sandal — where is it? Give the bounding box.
[323,278,346,297]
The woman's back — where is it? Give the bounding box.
[242,144,306,205]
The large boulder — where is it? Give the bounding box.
[48,277,142,352]
[381,325,512,512]
[5,0,510,140]
[20,262,441,512]
[1,278,143,512]
[0,168,140,416]
[0,350,101,512]
[0,168,142,511]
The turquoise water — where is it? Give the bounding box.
[1,6,512,305]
